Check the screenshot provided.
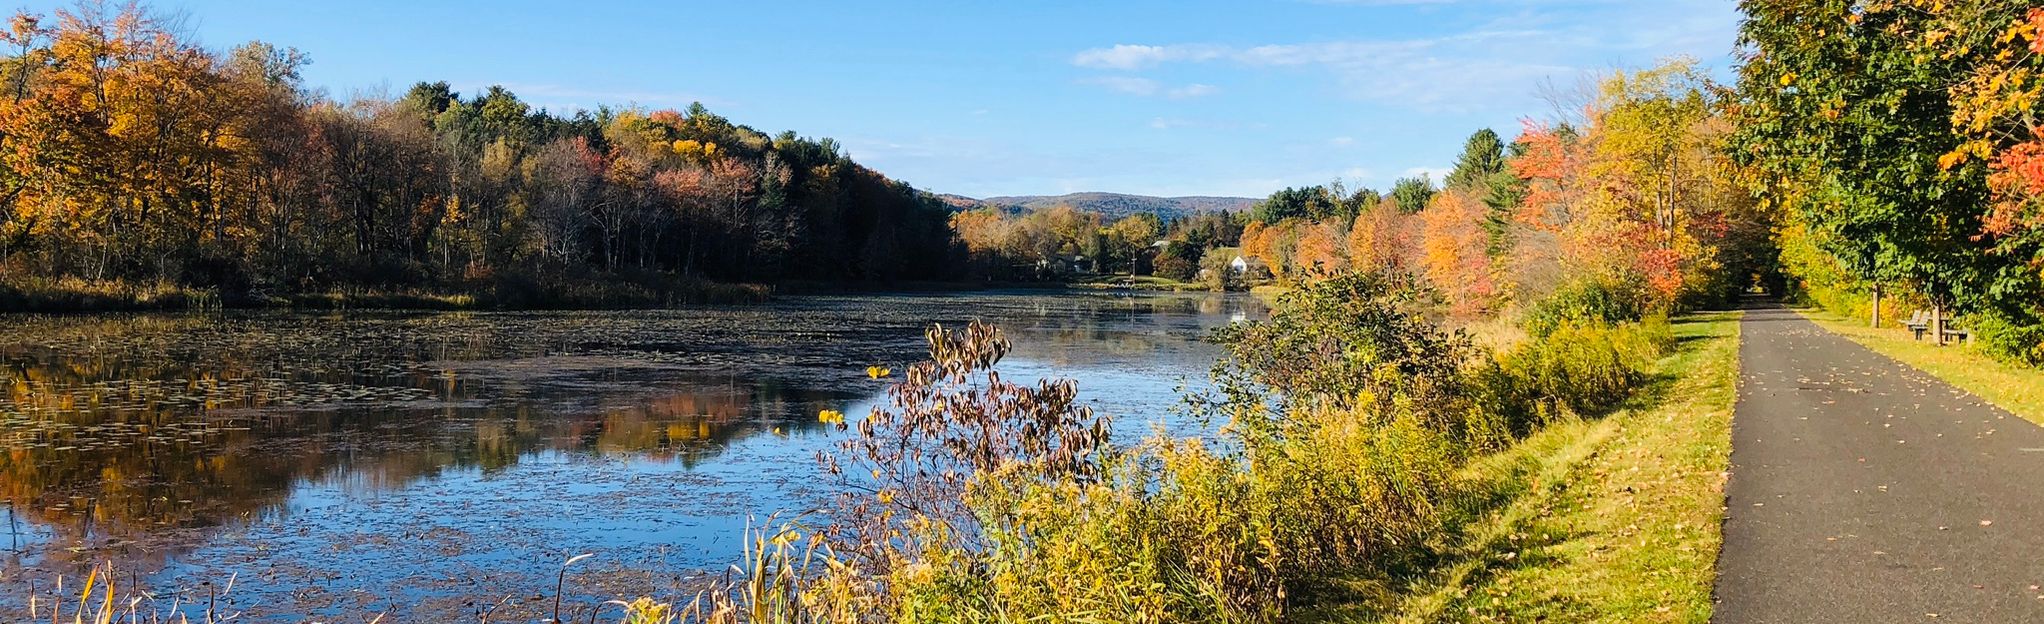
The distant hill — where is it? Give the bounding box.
[939,192,1257,221]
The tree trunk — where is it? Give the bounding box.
[1870,284,1882,328]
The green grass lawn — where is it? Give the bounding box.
[1299,311,1741,624]
[1798,309,2044,425]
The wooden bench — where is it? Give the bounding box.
[1903,309,1972,345]
[1904,310,1932,340]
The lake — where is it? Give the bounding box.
[0,290,1263,620]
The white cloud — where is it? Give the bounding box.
[1147,117,1251,130]
[1082,77,1218,98]
[1402,166,1453,181]
[1068,0,1738,111]
[1330,136,1357,146]
[1070,37,1569,108]
[1072,44,1227,70]
[1085,76,1162,95]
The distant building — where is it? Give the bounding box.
[1229,255,1272,279]
[1034,254,1096,276]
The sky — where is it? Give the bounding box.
[18,0,1745,199]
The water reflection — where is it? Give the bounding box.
[0,291,1264,618]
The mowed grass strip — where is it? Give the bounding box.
[1303,311,1740,624]
[1796,309,2044,426]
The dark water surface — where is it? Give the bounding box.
[0,290,1262,619]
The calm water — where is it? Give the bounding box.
[0,291,1262,619]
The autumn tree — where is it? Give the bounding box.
[0,2,968,306]
[1736,0,1997,328]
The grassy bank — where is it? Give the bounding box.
[1248,283,1290,305]
[0,278,223,312]
[1798,308,2044,425]
[1070,273,1210,291]
[1301,310,1741,623]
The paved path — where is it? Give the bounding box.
[1714,303,2044,622]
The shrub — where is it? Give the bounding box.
[1197,250,1243,291]
[1522,276,1648,338]
[1204,273,1478,444]
[1973,307,2044,367]
[934,398,1463,622]
[1466,314,1672,443]
[812,320,1115,617]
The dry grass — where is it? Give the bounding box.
[1799,308,2044,425]
[0,277,220,312]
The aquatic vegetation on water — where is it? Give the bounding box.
[0,292,1262,619]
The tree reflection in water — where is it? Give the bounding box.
[0,292,1263,618]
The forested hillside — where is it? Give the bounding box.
[0,4,959,308]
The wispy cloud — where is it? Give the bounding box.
[1069,0,1736,111]
[1073,44,1227,70]
[1147,117,1263,130]
[1081,77,1219,98]
[1402,166,1452,181]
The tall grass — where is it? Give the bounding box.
[20,563,242,624]
[0,277,220,312]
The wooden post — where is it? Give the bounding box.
[1932,300,1945,346]
[1870,284,1882,328]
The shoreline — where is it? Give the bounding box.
[0,277,1234,315]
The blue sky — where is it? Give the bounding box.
[22,0,1743,198]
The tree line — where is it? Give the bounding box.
[1736,0,2043,365]
[949,204,1243,283]
[1237,61,1775,320]
[1232,2,2044,367]
[0,3,959,306]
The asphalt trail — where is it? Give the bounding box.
[1714,303,2044,622]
